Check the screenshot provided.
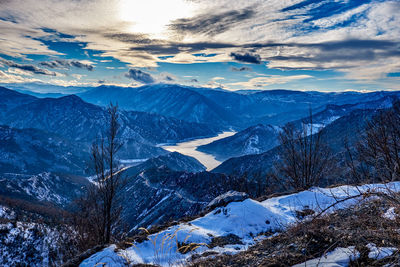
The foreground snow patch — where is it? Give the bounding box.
[293,247,359,267]
[80,182,400,267]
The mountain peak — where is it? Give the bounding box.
[57,94,85,103]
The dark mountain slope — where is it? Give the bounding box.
[0,89,220,159]
[0,125,89,175]
[121,167,251,230]
[79,84,236,127]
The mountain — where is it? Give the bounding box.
[213,108,374,179]
[294,95,396,127]
[124,152,206,176]
[0,86,36,119]
[79,84,400,129]
[79,84,236,127]
[208,96,397,171]
[120,166,254,230]
[197,124,281,161]
[80,182,396,267]
[0,87,220,159]
[0,125,89,175]
[0,172,89,207]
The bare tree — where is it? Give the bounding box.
[353,99,400,182]
[74,103,125,246]
[272,112,333,191]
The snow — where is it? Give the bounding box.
[322,116,341,124]
[0,205,15,220]
[0,220,65,266]
[79,245,127,266]
[80,182,400,267]
[119,159,147,164]
[304,123,325,135]
[383,207,397,220]
[367,243,397,260]
[293,247,359,267]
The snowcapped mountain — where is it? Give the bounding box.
[197,124,281,161]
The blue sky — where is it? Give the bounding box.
[0,0,399,93]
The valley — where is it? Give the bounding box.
[160,131,236,170]
[1,84,400,266]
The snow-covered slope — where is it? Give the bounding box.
[0,172,89,207]
[120,166,247,230]
[0,204,75,266]
[80,182,400,266]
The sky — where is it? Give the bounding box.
[0,0,399,93]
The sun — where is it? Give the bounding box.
[118,0,196,39]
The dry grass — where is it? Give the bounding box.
[190,198,400,267]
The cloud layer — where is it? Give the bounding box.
[0,0,399,90]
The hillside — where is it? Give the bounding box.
[212,108,374,180]
[0,87,220,159]
[80,182,400,266]
[0,125,89,175]
[197,124,280,161]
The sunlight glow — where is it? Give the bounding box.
[118,0,196,38]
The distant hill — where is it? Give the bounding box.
[124,152,206,177]
[79,84,236,127]
[197,124,280,161]
[79,84,400,129]
[212,108,375,181]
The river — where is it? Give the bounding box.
[161,131,236,171]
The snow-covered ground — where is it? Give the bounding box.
[293,247,359,267]
[161,131,236,170]
[80,182,400,267]
[293,243,397,267]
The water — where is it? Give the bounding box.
[161,131,236,171]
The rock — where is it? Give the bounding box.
[205,191,249,212]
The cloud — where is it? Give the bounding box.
[158,72,176,82]
[0,59,57,76]
[0,0,399,89]
[231,66,252,72]
[0,70,41,83]
[228,75,313,89]
[40,59,94,71]
[124,69,155,84]
[169,7,255,37]
[230,52,261,64]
